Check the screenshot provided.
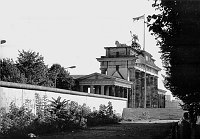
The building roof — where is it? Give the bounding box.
[102,44,161,71]
[75,72,133,88]
[71,75,86,79]
[135,51,162,71]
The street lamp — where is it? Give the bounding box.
[0,40,6,44]
[0,40,6,81]
[65,66,76,69]
[0,40,6,59]
[54,66,76,88]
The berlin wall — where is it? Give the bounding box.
[0,81,127,115]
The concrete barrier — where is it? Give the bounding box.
[0,81,127,115]
[122,108,186,121]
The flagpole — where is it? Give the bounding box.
[132,14,147,108]
[143,14,145,51]
[143,14,147,108]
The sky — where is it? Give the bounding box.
[0,0,173,99]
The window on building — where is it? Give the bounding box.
[116,52,119,57]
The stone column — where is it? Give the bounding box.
[127,88,132,108]
[140,71,145,108]
[124,88,127,98]
[136,70,142,108]
[101,85,104,95]
[147,74,151,108]
[129,67,136,108]
[127,88,129,99]
[153,76,159,108]
[90,85,94,94]
[106,86,110,96]
[151,75,155,108]
[149,75,153,108]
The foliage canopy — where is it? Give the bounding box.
[1,50,76,90]
[48,63,76,90]
[0,58,25,83]
[148,0,200,104]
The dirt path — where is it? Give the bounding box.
[38,122,175,139]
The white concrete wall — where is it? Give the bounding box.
[0,81,127,115]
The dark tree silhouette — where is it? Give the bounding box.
[48,64,76,90]
[0,58,25,83]
[148,0,200,119]
[16,50,53,87]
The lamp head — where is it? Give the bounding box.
[0,40,6,44]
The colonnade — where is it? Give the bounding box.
[134,70,159,108]
[79,85,131,99]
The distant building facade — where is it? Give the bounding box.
[165,95,171,101]
[74,41,166,108]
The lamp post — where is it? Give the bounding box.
[0,40,6,44]
[0,40,6,59]
[0,40,6,81]
[54,66,76,88]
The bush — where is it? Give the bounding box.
[0,102,35,138]
[66,101,91,129]
[0,98,121,138]
[87,102,122,126]
[30,97,91,135]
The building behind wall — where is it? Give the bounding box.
[96,41,164,108]
[74,41,166,108]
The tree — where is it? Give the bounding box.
[16,50,53,87]
[48,64,76,90]
[148,0,200,120]
[49,96,69,116]
[0,58,25,83]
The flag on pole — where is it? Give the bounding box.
[133,14,145,22]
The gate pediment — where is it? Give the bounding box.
[76,72,133,88]
[78,72,114,81]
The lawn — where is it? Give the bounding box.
[38,122,175,139]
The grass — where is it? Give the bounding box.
[37,122,175,139]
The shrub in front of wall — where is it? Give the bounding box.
[48,97,91,131]
[0,98,121,138]
[67,101,91,129]
[30,97,91,135]
[86,102,122,126]
[0,102,35,138]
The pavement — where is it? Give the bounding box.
[120,119,179,123]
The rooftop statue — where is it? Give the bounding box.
[115,41,128,47]
[130,31,141,50]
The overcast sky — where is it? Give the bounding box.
[0,0,173,98]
